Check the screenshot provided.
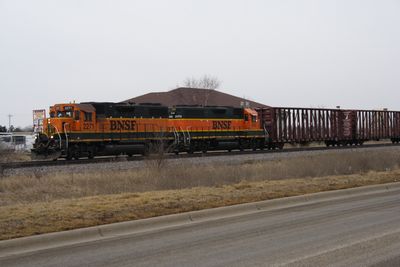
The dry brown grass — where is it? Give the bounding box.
[1,148,400,240]
[1,149,400,205]
[0,170,399,240]
[0,146,30,163]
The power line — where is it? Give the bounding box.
[7,114,13,131]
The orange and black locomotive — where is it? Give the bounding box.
[32,102,267,160]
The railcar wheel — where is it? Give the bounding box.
[200,141,208,153]
[251,140,257,151]
[238,141,244,151]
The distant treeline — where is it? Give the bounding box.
[0,125,32,132]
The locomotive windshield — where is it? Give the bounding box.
[56,111,73,118]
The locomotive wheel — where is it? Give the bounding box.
[201,141,208,153]
[188,144,195,154]
[238,141,244,151]
[259,143,265,150]
[251,140,257,151]
[73,150,80,160]
[142,144,150,156]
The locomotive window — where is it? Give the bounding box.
[84,112,92,121]
[56,111,72,117]
[252,115,257,122]
[213,109,226,115]
[74,111,80,120]
[244,115,249,121]
[50,112,55,118]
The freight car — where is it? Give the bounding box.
[32,102,266,160]
[32,102,400,160]
[256,107,400,146]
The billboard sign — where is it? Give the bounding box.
[33,109,46,133]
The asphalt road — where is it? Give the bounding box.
[1,188,400,267]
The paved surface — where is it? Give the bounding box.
[1,188,400,267]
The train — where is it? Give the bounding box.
[31,102,400,160]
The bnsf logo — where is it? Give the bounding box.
[110,120,137,131]
[212,121,232,130]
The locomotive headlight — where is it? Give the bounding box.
[50,135,54,139]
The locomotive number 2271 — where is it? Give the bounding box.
[83,123,94,130]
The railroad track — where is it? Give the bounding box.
[1,143,400,171]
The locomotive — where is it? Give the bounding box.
[32,101,400,160]
[32,102,266,160]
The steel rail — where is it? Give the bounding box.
[1,143,400,171]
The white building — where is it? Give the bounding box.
[0,132,35,151]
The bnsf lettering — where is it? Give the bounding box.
[212,121,232,130]
[110,120,137,131]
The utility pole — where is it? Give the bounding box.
[7,114,13,132]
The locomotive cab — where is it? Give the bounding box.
[46,104,96,135]
[243,108,259,129]
[32,103,96,160]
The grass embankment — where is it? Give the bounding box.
[1,149,400,240]
[0,148,30,163]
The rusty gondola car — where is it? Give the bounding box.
[256,107,400,146]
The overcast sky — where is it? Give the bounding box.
[1,0,399,127]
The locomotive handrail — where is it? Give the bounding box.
[180,127,187,146]
[173,127,179,145]
[186,127,191,146]
[63,123,69,151]
[53,125,62,149]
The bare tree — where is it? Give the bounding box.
[182,75,221,90]
[182,75,221,106]
[144,127,175,171]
